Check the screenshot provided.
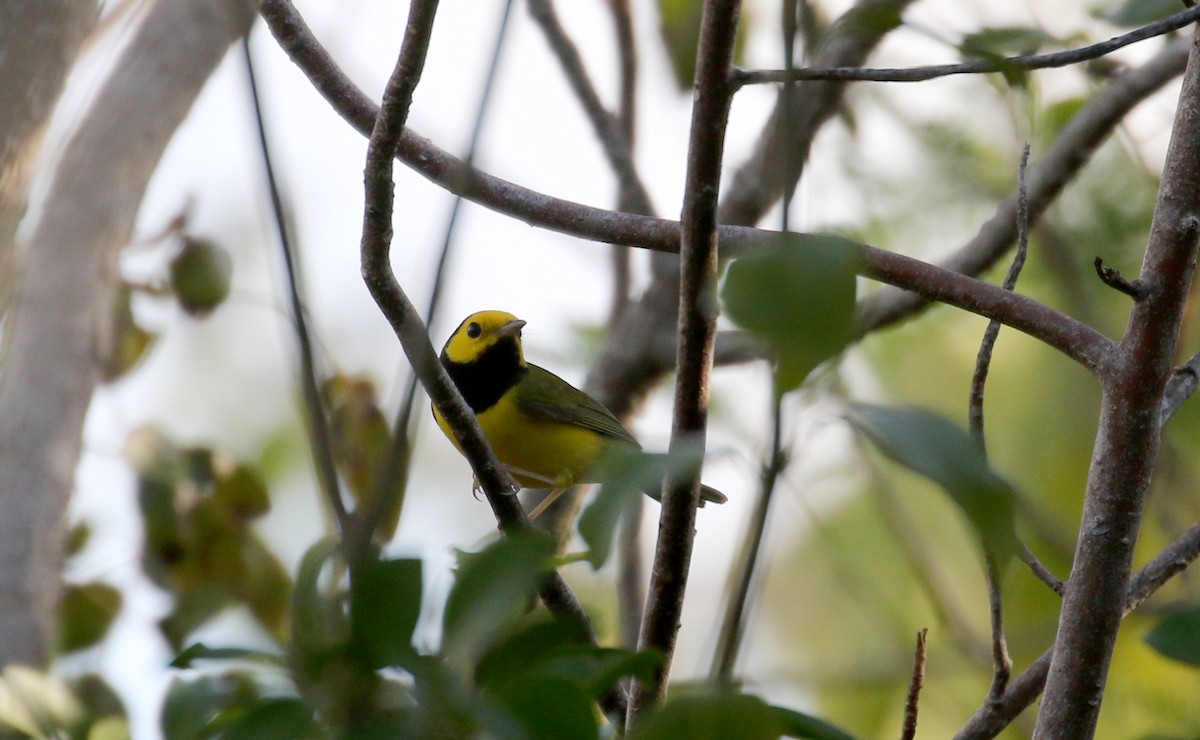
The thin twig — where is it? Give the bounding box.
[608,0,638,324]
[900,628,928,740]
[362,0,516,543]
[242,37,349,536]
[720,0,918,228]
[1161,350,1200,426]
[1094,256,1146,298]
[732,4,1200,86]
[607,0,643,649]
[856,36,1190,335]
[629,0,742,723]
[956,519,1200,738]
[710,385,787,686]
[526,0,654,216]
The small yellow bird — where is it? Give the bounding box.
[433,310,726,514]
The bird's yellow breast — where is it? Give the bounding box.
[434,389,609,489]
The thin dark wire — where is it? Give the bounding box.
[241,35,347,527]
[363,0,517,538]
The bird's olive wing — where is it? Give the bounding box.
[516,365,640,447]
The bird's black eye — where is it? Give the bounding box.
[466,322,482,339]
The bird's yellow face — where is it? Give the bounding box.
[441,310,528,365]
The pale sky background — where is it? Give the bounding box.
[39,0,1182,736]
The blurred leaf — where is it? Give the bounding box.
[222,535,292,644]
[959,26,1054,57]
[66,522,92,559]
[959,26,1055,88]
[325,376,402,539]
[771,705,859,740]
[848,403,1021,561]
[490,675,596,740]
[723,234,860,392]
[170,643,287,669]
[442,531,556,659]
[102,284,157,382]
[1145,606,1200,667]
[170,236,233,317]
[292,537,345,672]
[656,0,749,90]
[212,462,271,521]
[221,697,325,740]
[350,557,423,669]
[160,673,260,740]
[630,692,783,740]
[86,715,131,740]
[57,583,122,653]
[476,617,586,689]
[1097,0,1179,26]
[0,666,88,737]
[69,674,127,722]
[534,648,663,699]
[579,448,700,568]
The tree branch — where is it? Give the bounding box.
[259,0,1115,376]
[0,0,259,668]
[1034,25,1200,737]
[629,0,741,721]
[527,0,654,217]
[719,0,918,228]
[733,5,1200,85]
[352,0,611,708]
[856,36,1191,334]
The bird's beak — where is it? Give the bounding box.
[496,319,526,338]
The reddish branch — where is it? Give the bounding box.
[1035,26,1200,733]
[628,0,742,722]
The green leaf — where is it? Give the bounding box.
[325,376,402,538]
[291,538,344,666]
[221,697,325,740]
[959,26,1054,58]
[170,237,233,317]
[579,448,678,568]
[1145,606,1200,667]
[169,643,287,669]
[350,557,423,669]
[535,648,663,698]
[1097,0,1180,26]
[847,403,1021,561]
[160,674,260,740]
[102,283,157,382]
[722,234,861,392]
[441,531,556,659]
[57,583,122,653]
[771,705,859,740]
[958,26,1056,88]
[212,463,271,521]
[491,675,597,740]
[475,618,586,690]
[656,0,749,91]
[631,692,783,740]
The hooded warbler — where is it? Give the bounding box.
[433,310,726,512]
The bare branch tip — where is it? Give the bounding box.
[1093,257,1147,299]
